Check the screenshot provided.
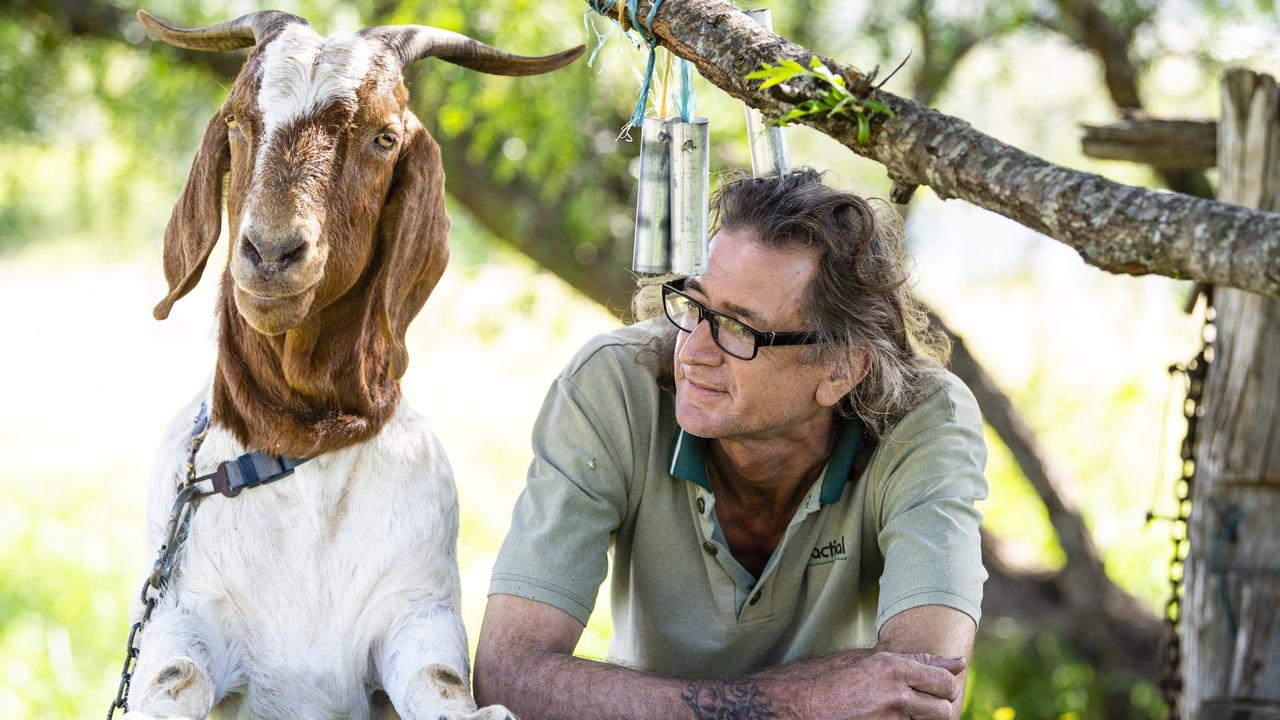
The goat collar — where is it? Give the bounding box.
[189,402,313,498]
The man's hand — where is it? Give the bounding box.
[824,652,964,720]
[734,649,962,720]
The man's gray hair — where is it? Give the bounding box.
[633,168,949,440]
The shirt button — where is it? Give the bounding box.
[702,541,718,556]
[750,590,762,605]
[696,497,706,514]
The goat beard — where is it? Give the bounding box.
[210,269,402,457]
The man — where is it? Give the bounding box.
[474,170,988,720]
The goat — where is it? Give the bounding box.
[123,10,582,719]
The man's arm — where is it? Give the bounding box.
[878,605,977,719]
[473,594,964,720]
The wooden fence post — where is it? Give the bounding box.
[1183,68,1280,720]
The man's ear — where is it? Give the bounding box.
[374,115,450,380]
[816,347,868,408]
[153,108,231,320]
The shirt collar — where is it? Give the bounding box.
[668,418,865,506]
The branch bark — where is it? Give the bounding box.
[602,0,1280,298]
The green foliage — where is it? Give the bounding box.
[744,57,894,143]
[964,620,1165,720]
[0,466,139,717]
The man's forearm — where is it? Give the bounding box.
[476,645,955,720]
[477,647,801,720]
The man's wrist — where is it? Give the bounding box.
[678,678,786,720]
[746,647,875,683]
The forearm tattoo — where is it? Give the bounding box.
[681,680,780,720]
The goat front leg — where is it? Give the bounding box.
[381,606,515,720]
[123,606,219,720]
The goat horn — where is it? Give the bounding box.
[359,26,585,76]
[136,9,309,52]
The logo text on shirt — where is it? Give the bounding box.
[810,536,847,565]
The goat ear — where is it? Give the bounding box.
[375,116,450,380]
[153,109,231,320]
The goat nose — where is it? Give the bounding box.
[241,228,308,273]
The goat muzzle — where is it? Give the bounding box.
[241,227,311,276]
[230,214,325,302]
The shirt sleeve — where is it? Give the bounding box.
[488,371,632,626]
[873,376,989,634]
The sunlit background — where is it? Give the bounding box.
[1,0,1278,717]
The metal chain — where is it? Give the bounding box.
[1157,287,1216,720]
[107,427,209,719]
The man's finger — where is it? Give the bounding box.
[915,653,967,675]
[903,688,955,720]
[897,656,961,701]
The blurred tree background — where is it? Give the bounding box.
[0,0,1276,717]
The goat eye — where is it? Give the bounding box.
[374,132,397,149]
[225,114,238,129]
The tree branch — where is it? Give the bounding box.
[1048,0,1213,197]
[1081,117,1218,169]
[1055,0,1142,110]
[600,0,1280,298]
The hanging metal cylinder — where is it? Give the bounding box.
[633,116,672,274]
[743,9,791,178]
[668,116,710,276]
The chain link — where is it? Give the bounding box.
[107,428,208,719]
[1157,288,1216,720]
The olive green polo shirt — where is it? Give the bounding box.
[489,320,988,677]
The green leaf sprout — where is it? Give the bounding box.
[745,57,895,143]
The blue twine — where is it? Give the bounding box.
[587,0,666,128]
[674,58,696,122]
[582,13,615,69]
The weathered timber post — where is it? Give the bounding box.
[1183,68,1280,720]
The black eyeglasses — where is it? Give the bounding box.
[661,280,820,360]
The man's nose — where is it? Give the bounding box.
[677,317,723,365]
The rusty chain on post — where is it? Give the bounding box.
[1155,286,1215,720]
[106,426,209,719]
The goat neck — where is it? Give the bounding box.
[211,265,398,458]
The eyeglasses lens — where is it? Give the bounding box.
[715,318,756,359]
[663,288,757,360]
[664,291,698,332]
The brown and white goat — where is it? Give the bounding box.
[127,10,581,719]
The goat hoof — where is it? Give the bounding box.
[131,655,213,719]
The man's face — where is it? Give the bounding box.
[673,228,840,441]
